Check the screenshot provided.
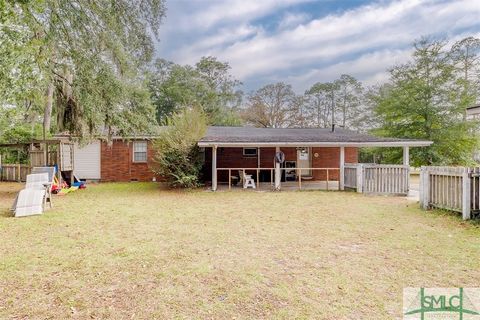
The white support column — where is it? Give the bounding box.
[257,147,261,168]
[212,145,217,191]
[462,168,471,220]
[403,146,410,166]
[339,146,345,190]
[274,146,281,190]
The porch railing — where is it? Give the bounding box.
[215,167,340,190]
[216,168,274,190]
[283,168,340,190]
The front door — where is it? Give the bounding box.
[297,147,312,176]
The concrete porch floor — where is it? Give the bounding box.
[213,180,341,191]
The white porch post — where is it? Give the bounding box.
[403,146,410,166]
[339,146,345,190]
[274,146,281,190]
[212,145,217,191]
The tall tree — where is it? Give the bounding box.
[450,37,480,120]
[149,56,243,126]
[335,74,363,128]
[305,83,331,127]
[242,82,302,128]
[304,82,339,128]
[305,75,363,129]
[0,0,166,141]
[372,37,479,166]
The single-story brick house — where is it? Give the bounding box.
[70,126,432,186]
[197,126,432,191]
[72,136,159,182]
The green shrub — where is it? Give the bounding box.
[153,108,207,188]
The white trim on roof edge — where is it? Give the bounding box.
[197,141,433,148]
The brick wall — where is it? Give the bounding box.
[204,146,358,182]
[311,147,358,180]
[100,140,157,182]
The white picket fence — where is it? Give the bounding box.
[420,166,480,220]
[344,163,410,195]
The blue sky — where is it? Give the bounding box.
[156,0,480,93]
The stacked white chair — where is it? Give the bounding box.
[13,171,52,217]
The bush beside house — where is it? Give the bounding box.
[153,108,206,188]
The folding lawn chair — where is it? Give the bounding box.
[13,172,50,217]
[31,167,56,206]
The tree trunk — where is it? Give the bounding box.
[43,82,54,140]
[331,93,335,127]
[342,88,347,128]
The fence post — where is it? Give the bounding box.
[356,164,363,193]
[462,168,471,220]
[420,166,429,210]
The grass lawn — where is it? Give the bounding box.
[1,182,479,319]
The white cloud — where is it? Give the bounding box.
[283,48,414,91]
[278,12,310,30]
[157,0,480,91]
[195,0,313,28]
[165,0,313,32]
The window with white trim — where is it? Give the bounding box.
[243,148,257,157]
[133,141,147,162]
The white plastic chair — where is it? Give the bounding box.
[238,170,256,189]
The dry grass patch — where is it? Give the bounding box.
[0,182,479,319]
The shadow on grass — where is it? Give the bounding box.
[0,208,14,218]
[424,207,480,226]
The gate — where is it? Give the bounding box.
[344,163,410,196]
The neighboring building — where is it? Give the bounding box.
[467,104,480,120]
[73,137,158,182]
[70,126,432,184]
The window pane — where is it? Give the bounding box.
[133,142,147,162]
[243,148,257,156]
[134,152,147,162]
[134,141,147,152]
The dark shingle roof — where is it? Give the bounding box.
[198,126,431,146]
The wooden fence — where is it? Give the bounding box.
[344,165,359,190]
[420,166,480,220]
[344,163,410,195]
[0,164,31,182]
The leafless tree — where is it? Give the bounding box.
[242,82,303,128]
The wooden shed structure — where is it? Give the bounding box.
[0,138,74,183]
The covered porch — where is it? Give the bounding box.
[203,144,417,192]
[198,126,433,193]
